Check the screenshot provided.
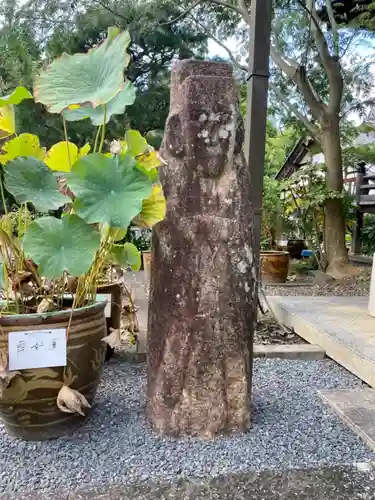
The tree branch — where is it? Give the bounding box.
[269,82,320,139]
[271,45,324,121]
[92,0,128,21]
[237,0,251,25]
[270,45,298,79]
[340,99,375,121]
[160,0,202,26]
[158,0,243,28]
[190,13,321,139]
[207,0,244,16]
[326,0,339,57]
[192,16,247,72]
[305,0,343,115]
[293,66,326,121]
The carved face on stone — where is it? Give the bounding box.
[162,73,244,180]
[190,107,235,178]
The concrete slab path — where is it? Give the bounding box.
[320,388,375,451]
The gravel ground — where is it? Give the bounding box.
[1,359,374,496]
[265,268,371,297]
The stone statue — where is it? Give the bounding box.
[147,60,255,438]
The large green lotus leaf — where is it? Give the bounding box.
[4,156,68,212]
[61,80,136,125]
[0,86,33,106]
[22,215,101,279]
[111,242,141,271]
[34,28,131,113]
[67,153,152,228]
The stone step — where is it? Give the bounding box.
[267,295,375,387]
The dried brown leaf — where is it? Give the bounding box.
[101,328,121,348]
[0,349,20,397]
[66,276,78,293]
[37,298,56,313]
[57,385,91,416]
[12,271,32,287]
[0,349,8,379]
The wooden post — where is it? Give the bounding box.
[244,0,272,285]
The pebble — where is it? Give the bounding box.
[0,359,374,496]
[265,268,371,297]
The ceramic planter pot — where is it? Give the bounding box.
[260,250,290,284]
[97,281,123,361]
[0,301,106,440]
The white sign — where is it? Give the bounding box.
[8,329,67,371]
[96,294,112,318]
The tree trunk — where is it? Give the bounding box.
[321,116,358,279]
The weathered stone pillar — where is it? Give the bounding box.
[147,60,256,438]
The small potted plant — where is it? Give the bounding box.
[0,28,165,440]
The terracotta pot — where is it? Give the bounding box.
[0,301,106,440]
[97,281,123,361]
[287,239,307,260]
[142,251,152,281]
[260,250,290,284]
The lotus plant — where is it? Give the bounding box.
[0,27,166,315]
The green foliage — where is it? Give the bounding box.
[262,176,285,249]
[145,129,164,149]
[0,133,45,163]
[62,81,136,126]
[35,28,132,113]
[125,228,152,252]
[0,27,166,313]
[259,123,299,248]
[361,214,375,256]
[23,215,101,278]
[0,0,207,147]
[343,142,375,174]
[281,162,353,266]
[290,255,318,275]
[110,242,141,271]
[4,156,68,212]
[264,123,299,176]
[0,86,32,105]
[67,153,153,228]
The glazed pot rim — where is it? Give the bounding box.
[0,300,106,324]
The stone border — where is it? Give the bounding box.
[118,344,325,363]
[254,344,325,360]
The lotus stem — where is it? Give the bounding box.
[93,126,101,153]
[62,118,71,169]
[0,169,8,216]
[98,105,107,153]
